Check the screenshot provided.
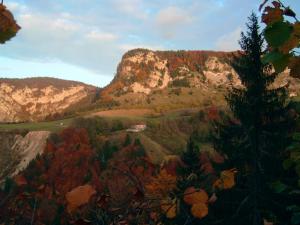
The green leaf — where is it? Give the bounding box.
[270,181,288,193]
[263,51,284,63]
[262,51,290,72]
[265,21,293,47]
[292,213,300,225]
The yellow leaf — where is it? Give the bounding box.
[213,169,236,190]
[183,187,208,205]
[161,198,177,219]
[190,203,208,219]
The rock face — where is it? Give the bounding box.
[0,77,97,122]
[104,49,242,96]
[101,49,300,110]
[0,131,50,182]
[104,49,300,96]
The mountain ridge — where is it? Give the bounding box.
[0,77,98,122]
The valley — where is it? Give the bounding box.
[0,48,299,225]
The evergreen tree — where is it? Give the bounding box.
[123,134,132,147]
[180,136,201,178]
[211,13,295,225]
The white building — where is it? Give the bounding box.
[126,124,147,132]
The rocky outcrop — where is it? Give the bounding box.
[0,131,50,182]
[104,49,242,96]
[0,77,97,122]
[104,49,300,97]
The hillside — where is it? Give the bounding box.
[0,77,99,122]
[0,131,50,182]
[101,49,300,111]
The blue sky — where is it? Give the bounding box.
[1,0,299,87]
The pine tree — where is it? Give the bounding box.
[180,136,201,179]
[212,13,294,225]
[123,134,131,147]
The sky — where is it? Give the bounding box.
[0,0,299,87]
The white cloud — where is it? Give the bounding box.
[1,7,120,75]
[5,1,27,12]
[112,0,148,19]
[215,27,242,51]
[155,6,193,39]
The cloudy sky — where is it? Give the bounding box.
[1,0,299,87]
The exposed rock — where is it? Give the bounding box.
[0,131,50,182]
[104,49,242,97]
[104,49,300,98]
[0,77,97,122]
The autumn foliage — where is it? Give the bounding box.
[0,3,20,43]
[260,0,300,77]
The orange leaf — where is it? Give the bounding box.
[279,35,299,53]
[213,169,236,190]
[145,169,177,198]
[65,185,96,212]
[190,203,208,219]
[183,187,208,205]
[161,198,177,219]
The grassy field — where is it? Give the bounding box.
[0,107,202,132]
[0,118,74,132]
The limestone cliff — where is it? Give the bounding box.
[101,49,300,110]
[0,77,98,122]
[0,131,50,182]
[104,49,242,96]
